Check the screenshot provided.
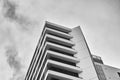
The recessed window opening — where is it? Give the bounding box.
[46,77,60,80]
[50,78,60,80]
[49,48,74,56]
[47,40,72,48]
[48,33,70,40]
[48,66,79,77]
[46,24,69,34]
[118,72,120,77]
[49,56,76,66]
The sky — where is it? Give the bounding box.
[0,0,120,80]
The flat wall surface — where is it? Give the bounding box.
[95,62,120,80]
[70,27,99,80]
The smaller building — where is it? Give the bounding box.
[92,55,120,80]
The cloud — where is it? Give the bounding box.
[0,0,42,79]
[2,0,17,21]
[5,45,25,80]
[3,28,25,80]
[5,46,22,72]
[1,0,38,32]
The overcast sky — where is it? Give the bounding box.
[0,0,120,80]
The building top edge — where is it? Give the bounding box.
[45,21,72,33]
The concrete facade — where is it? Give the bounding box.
[93,55,120,80]
[25,21,120,80]
[25,21,83,80]
[95,62,120,80]
[70,27,99,80]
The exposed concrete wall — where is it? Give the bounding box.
[95,62,120,80]
[70,26,99,80]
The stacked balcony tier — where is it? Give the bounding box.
[25,22,83,80]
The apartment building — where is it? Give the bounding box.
[25,21,85,80]
[25,21,120,80]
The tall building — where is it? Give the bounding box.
[25,21,120,80]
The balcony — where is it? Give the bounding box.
[45,21,72,33]
[44,70,82,80]
[45,27,73,40]
[47,50,79,65]
[45,34,75,47]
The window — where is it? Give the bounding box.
[49,56,76,66]
[118,72,120,77]
[49,48,73,56]
[48,66,78,77]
